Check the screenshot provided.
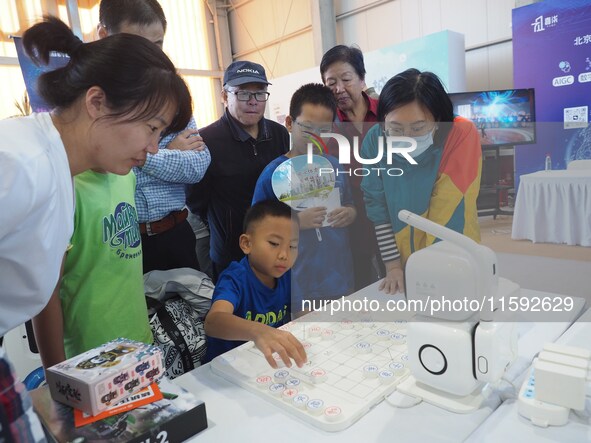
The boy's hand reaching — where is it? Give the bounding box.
[205,302,307,369]
[253,327,307,369]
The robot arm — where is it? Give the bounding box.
[398,210,498,321]
[398,210,517,393]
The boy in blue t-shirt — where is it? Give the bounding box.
[253,83,356,314]
[204,200,307,368]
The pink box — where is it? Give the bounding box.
[46,338,164,416]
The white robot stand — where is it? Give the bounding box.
[391,210,519,413]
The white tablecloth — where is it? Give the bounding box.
[465,308,591,443]
[512,170,591,246]
[174,287,586,442]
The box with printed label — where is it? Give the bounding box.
[46,338,164,416]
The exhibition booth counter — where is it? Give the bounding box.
[512,169,591,247]
[174,283,587,442]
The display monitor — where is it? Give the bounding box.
[449,88,536,147]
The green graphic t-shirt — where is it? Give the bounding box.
[61,171,152,358]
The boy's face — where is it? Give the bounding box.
[240,216,299,288]
[286,103,334,156]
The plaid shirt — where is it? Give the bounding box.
[0,348,46,442]
[134,116,211,222]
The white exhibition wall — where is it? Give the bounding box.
[227,0,521,92]
[267,30,467,124]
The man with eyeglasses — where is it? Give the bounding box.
[187,61,290,282]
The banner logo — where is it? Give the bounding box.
[531,14,558,33]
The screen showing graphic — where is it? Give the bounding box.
[449,88,536,147]
[512,0,591,178]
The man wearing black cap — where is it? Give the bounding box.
[186,61,290,281]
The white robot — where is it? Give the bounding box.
[395,210,519,412]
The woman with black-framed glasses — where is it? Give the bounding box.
[361,69,482,294]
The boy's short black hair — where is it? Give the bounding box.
[99,0,167,34]
[289,83,337,120]
[243,200,298,233]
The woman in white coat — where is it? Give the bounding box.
[0,16,191,442]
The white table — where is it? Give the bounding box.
[512,170,591,246]
[174,289,586,442]
[465,308,591,443]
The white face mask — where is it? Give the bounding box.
[410,130,434,158]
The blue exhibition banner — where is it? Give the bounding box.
[13,36,69,113]
[512,0,591,187]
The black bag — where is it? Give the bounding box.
[144,268,214,379]
[148,296,206,379]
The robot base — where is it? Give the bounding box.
[396,375,484,413]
